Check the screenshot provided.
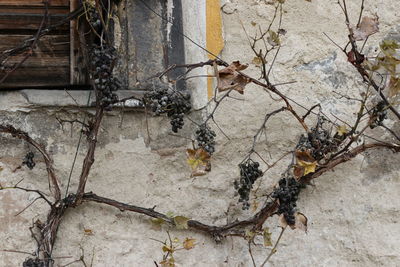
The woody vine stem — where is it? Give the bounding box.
[0,0,399,266]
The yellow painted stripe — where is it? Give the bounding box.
[206,0,224,99]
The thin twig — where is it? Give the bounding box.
[260,226,286,267]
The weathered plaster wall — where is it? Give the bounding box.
[1,0,400,266]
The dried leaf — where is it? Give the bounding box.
[174,216,190,230]
[293,165,305,180]
[217,61,250,94]
[380,39,400,58]
[294,212,308,232]
[298,160,317,176]
[347,50,365,65]
[183,238,196,250]
[252,56,263,67]
[336,125,348,136]
[267,31,280,47]
[279,214,288,228]
[160,258,175,267]
[251,199,259,212]
[389,76,400,97]
[162,245,173,253]
[245,229,256,240]
[151,218,165,230]
[279,213,308,232]
[294,150,317,178]
[263,227,273,247]
[84,229,93,236]
[186,148,211,176]
[377,55,400,75]
[295,150,314,162]
[352,16,379,41]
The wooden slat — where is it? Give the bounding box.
[0,35,69,52]
[0,66,70,88]
[0,13,69,30]
[5,55,69,67]
[0,0,88,88]
[0,6,69,15]
[0,0,69,7]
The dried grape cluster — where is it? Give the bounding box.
[370,101,388,128]
[22,152,35,170]
[144,89,191,133]
[271,177,302,225]
[86,5,101,29]
[234,160,263,210]
[297,119,338,160]
[89,45,120,109]
[195,125,216,155]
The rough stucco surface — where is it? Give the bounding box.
[1,0,400,266]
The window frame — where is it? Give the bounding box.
[0,0,215,110]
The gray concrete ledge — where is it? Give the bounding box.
[17,89,145,108]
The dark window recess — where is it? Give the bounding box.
[0,0,86,89]
[115,0,186,90]
[0,0,185,91]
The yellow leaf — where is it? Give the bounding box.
[252,56,263,67]
[294,150,317,177]
[297,159,317,176]
[160,258,175,267]
[245,230,256,241]
[162,245,173,253]
[151,218,165,230]
[336,125,348,136]
[186,148,211,176]
[380,40,400,58]
[267,31,280,47]
[173,216,190,230]
[172,237,180,243]
[183,238,196,250]
[263,228,273,247]
[166,211,175,218]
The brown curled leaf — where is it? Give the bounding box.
[279,212,308,232]
[217,61,250,94]
[352,16,379,41]
[294,212,308,232]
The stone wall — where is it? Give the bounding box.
[1,0,399,266]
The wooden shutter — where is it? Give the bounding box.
[0,0,85,88]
